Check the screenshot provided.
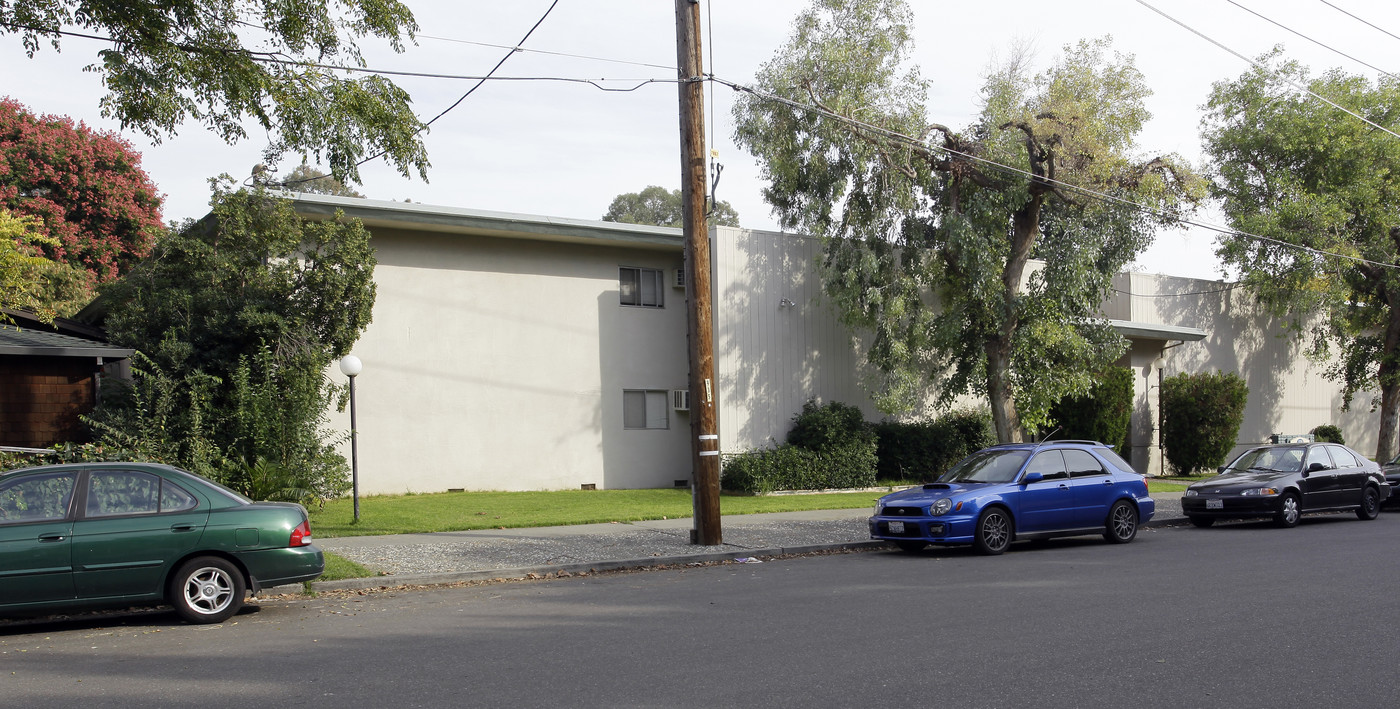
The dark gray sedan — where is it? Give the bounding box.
[1182,443,1389,528]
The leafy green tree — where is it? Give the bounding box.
[1160,371,1248,475]
[732,0,1202,441]
[1048,366,1134,449]
[1,97,163,285]
[91,181,376,502]
[2,0,427,185]
[0,208,92,321]
[102,179,375,376]
[1201,53,1400,462]
[603,185,740,228]
[277,162,366,198]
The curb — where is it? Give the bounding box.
[263,516,1187,596]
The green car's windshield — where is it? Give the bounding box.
[938,450,1031,484]
[1226,447,1304,473]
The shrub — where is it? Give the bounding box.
[1310,424,1344,444]
[787,399,873,450]
[1161,371,1248,475]
[720,441,877,494]
[874,409,995,482]
[1048,367,1133,450]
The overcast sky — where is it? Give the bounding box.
[4,0,1399,281]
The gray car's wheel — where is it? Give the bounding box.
[169,556,245,624]
[973,507,1012,555]
[895,540,927,553]
[1356,485,1381,521]
[1274,492,1301,528]
[1103,500,1138,544]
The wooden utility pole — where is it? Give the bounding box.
[676,0,721,546]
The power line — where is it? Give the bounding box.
[1226,0,1396,80]
[417,33,675,71]
[1134,0,1400,143]
[339,0,563,180]
[711,73,1400,273]
[1319,0,1400,44]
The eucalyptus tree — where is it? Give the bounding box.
[732,0,1201,441]
[1202,54,1400,461]
[1,0,427,185]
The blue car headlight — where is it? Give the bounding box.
[929,498,952,516]
[1240,487,1279,496]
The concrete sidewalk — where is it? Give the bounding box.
[273,493,1187,594]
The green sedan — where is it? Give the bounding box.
[1,462,324,624]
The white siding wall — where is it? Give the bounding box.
[1123,272,1382,461]
[712,226,884,451]
[329,227,691,493]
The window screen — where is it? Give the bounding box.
[620,267,664,308]
[623,389,669,429]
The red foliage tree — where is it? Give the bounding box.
[0,97,164,282]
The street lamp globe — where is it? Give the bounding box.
[339,355,363,377]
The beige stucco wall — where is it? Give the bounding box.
[329,226,692,494]
[317,198,1386,493]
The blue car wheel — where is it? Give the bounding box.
[1103,500,1138,544]
[973,507,1011,555]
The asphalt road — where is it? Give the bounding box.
[3,513,1399,708]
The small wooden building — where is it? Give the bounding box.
[0,310,132,449]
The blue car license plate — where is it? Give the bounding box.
[888,521,905,534]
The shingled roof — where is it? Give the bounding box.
[0,323,133,359]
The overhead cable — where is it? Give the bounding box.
[1134,0,1400,142]
[711,74,1400,273]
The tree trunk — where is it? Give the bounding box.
[1375,304,1400,463]
[982,198,1043,444]
[985,337,1021,442]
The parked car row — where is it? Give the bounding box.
[869,440,1391,555]
[0,462,324,624]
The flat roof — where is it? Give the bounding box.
[1108,319,1208,342]
[290,193,685,251]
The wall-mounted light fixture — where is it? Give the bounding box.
[778,298,795,308]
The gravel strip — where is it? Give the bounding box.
[323,518,872,576]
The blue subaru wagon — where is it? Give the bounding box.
[869,441,1154,555]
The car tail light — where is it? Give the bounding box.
[1140,476,1150,496]
[289,519,313,547]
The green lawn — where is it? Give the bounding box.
[307,480,1189,538]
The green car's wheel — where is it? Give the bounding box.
[169,556,246,624]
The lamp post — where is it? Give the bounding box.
[339,355,363,521]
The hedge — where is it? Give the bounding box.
[720,440,878,494]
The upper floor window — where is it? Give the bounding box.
[620,267,664,308]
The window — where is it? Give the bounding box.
[620,267,664,308]
[86,471,198,517]
[1304,446,1333,472]
[623,390,669,429]
[1025,452,1070,481]
[1064,450,1107,478]
[0,472,76,523]
[1325,445,1359,468]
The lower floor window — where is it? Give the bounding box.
[623,390,669,429]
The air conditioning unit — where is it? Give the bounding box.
[672,267,687,289]
[671,388,690,411]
